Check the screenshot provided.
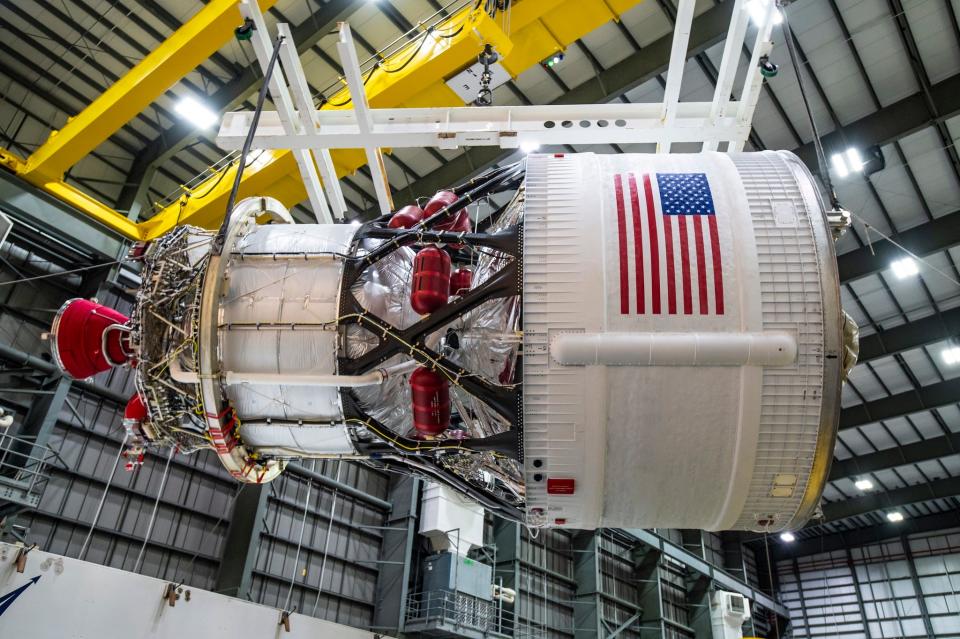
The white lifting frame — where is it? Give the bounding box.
[223,0,783,214]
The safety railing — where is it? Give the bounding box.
[0,431,56,510]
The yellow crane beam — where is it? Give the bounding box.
[1,0,643,241]
[15,0,276,184]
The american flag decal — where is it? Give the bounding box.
[613,172,725,315]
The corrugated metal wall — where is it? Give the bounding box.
[778,528,960,638]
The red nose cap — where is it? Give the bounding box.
[547,478,576,495]
[124,393,148,422]
[50,298,131,379]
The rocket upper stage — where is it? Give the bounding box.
[47,151,856,533]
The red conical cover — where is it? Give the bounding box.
[50,298,131,379]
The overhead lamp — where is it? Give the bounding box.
[886,511,904,523]
[831,146,867,178]
[780,532,795,543]
[174,96,218,129]
[520,141,541,154]
[746,0,783,27]
[854,478,874,491]
[942,346,960,365]
[890,257,919,279]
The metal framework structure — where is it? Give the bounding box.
[1,0,960,636]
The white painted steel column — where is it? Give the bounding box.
[276,22,348,221]
[733,0,779,152]
[239,0,332,221]
[337,24,394,217]
[703,0,751,152]
[658,0,696,153]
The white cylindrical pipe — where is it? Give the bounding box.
[550,332,796,367]
[224,371,385,387]
[223,358,421,388]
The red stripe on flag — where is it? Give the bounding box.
[693,216,709,314]
[640,174,661,314]
[614,174,629,314]
[663,216,676,315]
[628,174,645,313]
[678,216,692,314]
[708,215,724,314]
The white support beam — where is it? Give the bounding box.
[659,0,697,153]
[275,23,348,221]
[217,103,752,151]
[238,0,332,222]
[733,0,779,152]
[336,23,394,217]
[702,0,751,152]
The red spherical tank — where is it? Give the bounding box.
[410,367,450,436]
[450,267,473,296]
[50,298,132,379]
[423,190,458,218]
[388,204,425,229]
[411,247,451,315]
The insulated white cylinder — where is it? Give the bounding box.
[521,151,843,532]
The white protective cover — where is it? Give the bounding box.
[522,151,839,531]
[219,224,357,455]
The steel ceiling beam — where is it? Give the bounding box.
[821,476,960,521]
[770,508,960,560]
[13,0,277,184]
[839,376,960,431]
[794,72,960,170]
[837,210,960,282]
[117,0,362,211]
[856,306,960,362]
[829,431,960,480]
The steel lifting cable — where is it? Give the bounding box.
[134,445,176,573]
[78,433,129,560]
[283,459,316,614]
[309,460,344,617]
[215,34,287,255]
[779,3,840,209]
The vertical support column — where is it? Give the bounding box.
[571,530,603,638]
[632,542,664,635]
[372,475,418,635]
[336,23,394,216]
[658,0,696,153]
[215,484,270,599]
[238,0,333,222]
[790,558,812,638]
[845,547,874,639]
[492,518,520,636]
[902,534,935,638]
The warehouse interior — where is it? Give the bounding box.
[1,0,960,637]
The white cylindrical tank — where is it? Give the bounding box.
[49,151,849,533]
[521,151,843,531]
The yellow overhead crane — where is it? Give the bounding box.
[0,0,643,241]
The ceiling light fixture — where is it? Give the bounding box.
[780,532,795,543]
[831,146,867,178]
[174,96,218,129]
[886,511,904,523]
[942,346,960,365]
[890,257,919,279]
[854,478,874,491]
[746,0,783,27]
[831,153,849,178]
